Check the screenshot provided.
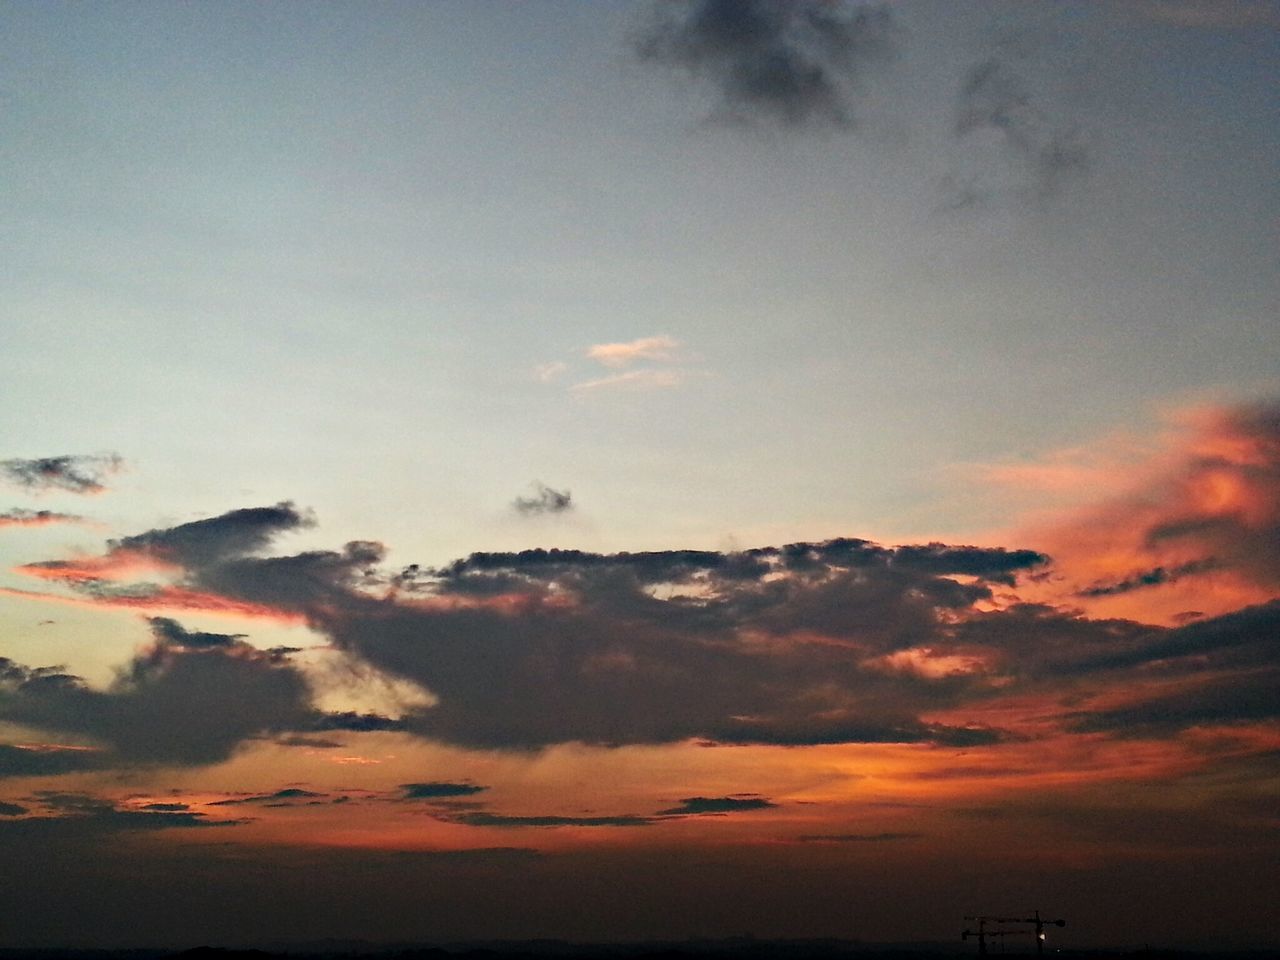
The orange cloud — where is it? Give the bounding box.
[585,335,680,368]
[0,584,306,624]
[15,548,178,583]
[986,400,1280,623]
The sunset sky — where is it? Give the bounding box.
[2,0,1279,951]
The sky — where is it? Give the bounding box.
[1,0,1278,950]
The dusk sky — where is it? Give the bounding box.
[2,0,1279,950]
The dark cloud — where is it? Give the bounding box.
[0,742,104,778]
[1070,669,1280,735]
[0,620,317,768]
[312,711,405,732]
[14,484,1277,758]
[0,800,28,816]
[402,782,489,800]
[656,795,777,816]
[447,811,652,829]
[512,482,573,516]
[0,454,122,495]
[1069,599,1280,676]
[1079,559,1220,597]
[110,501,313,568]
[795,832,922,842]
[146,616,243,649]
[139,802,189,812]
[0,792,245,839]
[635,0,896,128]
[886,543,1048,586]
[275,735,344,749]
[208,788,326,807]
[8,512,1051,752]
[0,508,84,528]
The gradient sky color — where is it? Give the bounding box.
[2,0,1279,951]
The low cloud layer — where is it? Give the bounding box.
[0,618,393,773]
[4,404,1279,772]
[0,792,245,839]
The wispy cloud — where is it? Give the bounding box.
[0,509,85,529]
[586,335,681,369]
[995,399,1280,622]
[533,361,568,384]
[0,454,123,496]
[941,34,1090,210]
[656,795,777,816]
[796,832,922,843]
[569,368,689,393]
[539,334,696,394]
[445,811,653,829]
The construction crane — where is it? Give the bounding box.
[963,911,1065,956]
[962,917,1019,956]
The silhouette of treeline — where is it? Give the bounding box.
[2,942,1278,960]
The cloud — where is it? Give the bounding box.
[8,449,1277,763]
[635,0,897,128]
[402,782,489,800]
[0,742,105,779]
[108,501,313,569]
[1078,559,1220,598]
[942,36,1090,209]
[312,711,406,732]
[656,795,777,816]
[533,361,568,383]
[1006,399,1280,622]
[512,483,573,517]
[0,454,123,495]
[208,788,327,807]
[0,792,246,839]
[7,513,1052,752]
[569,369,689,393]
[311,539,1049,750]
[0,509,85,529]
[0,618,318,768]
[795,832,922,842]
[446,811,653,829]
[275,735,344,749]
[0,801,27,816]
[586,335,681,369]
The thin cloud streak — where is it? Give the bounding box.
[0,455,123,496]
[586,335,681,368]
[570,369,690,393]
[0,509,86,528]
